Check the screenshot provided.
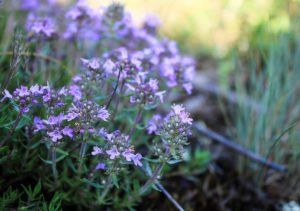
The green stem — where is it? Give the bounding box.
[139,163,164,195]
[51,146,58,183]
[78,141,87,173]
[98,176,112,204]
[129,108,143,137]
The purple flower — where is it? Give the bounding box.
[72,75,82,83]
[172,104,193,125]
[19,0,39,10]
[103,59,115,74]
[147,114,162,134]
[65,112,78,121]
[47,130,63,142]
[91,146,103,156]
[131,153,142,166]
[179,111,193,125]
[172,104,185,115]
[1,90,12,102]
[81,58,101,70]
[58,87,68,96]
[183,83,193,95]
[22,107,30,113]
[27,16,57,38]
[45,114,64,125]
[33,117,45,132]
[42,92,51,102]
[95,163,106,170]
[155,91,166,103]
[30,84,42,95]
[69,85,82,101]
[62,126,73,138]
[106,146,120,159]
[122,149,134,161]
[97,107,110,121]
[15,86,30,97]
[148,78,158,91]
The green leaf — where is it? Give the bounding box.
[33,180,41,198]
[81,178,104,189]
[16,115,31,130]
[167,159,182,165]
[0,146,9,153]
[111,174,119,188]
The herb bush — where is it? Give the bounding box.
[0,0,196,209]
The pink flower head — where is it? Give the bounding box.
[172,104,193,125]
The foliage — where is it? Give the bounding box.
[0,1,202,209]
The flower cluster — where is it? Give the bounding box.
[126,75,165,106]
[26,14,57,40]
[2,84,50,113]
[65,100,109,133]
[150,105,193,161]
[0,1,195,198]
[34,114,73,143]
[21,0,195,95]
[92,130,142,174]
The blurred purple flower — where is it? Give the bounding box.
[62,126,73,138]
[97,107,110,121]
[95,163,106,170]
[131,153,142,166]
[147,114,162,134]
[106,146,120,159]
[91,146,103,156]
[47,130,63,142]
[69,85,82,101]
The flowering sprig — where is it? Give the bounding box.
[91,130,142,174]
[26,14,57,40]
[34,114,73,143]
[151,104,193,161]
[126,74,165,106]
[2,84,45,113]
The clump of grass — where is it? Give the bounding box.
[229,34,300,181]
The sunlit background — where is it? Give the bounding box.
[78,0,298,56]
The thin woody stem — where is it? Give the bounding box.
[139,163,164,195]
[0,51,69,71]
[106,67,122,109]
[129,107,142,137]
